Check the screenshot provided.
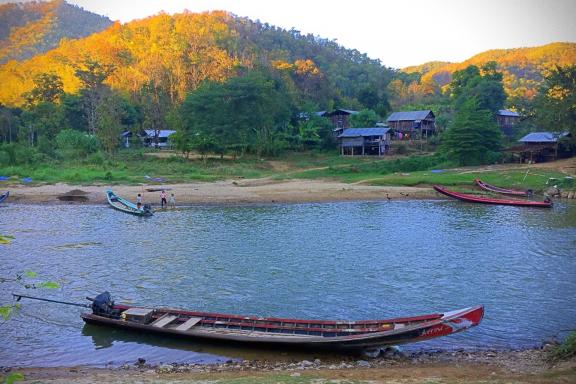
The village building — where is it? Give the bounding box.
[121,130,176,148]
[318,109,358,136]
[386,110,436,140]
[497,109,521,137]
[338,127,391,156]
[508,131,571,163]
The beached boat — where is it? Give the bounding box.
[474,179,531,196]
[79,292,483,350]
[106,190,153,216]
[0,191,8,203]
[433,185,552,208]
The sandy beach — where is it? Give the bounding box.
[3,179,436,205]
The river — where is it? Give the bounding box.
[1,200,575,367]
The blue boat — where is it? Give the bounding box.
[105,190,153,216]
[0,191,9,203]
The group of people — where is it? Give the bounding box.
[136,190,175,209]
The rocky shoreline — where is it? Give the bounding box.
[5,344,575,383]
[116,346,554,375]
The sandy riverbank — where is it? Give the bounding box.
[6,347,575,383]
[2,179,436,205]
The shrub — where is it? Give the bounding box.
[55,129,100,159]
[550,331,576,361]
[0,143,41,166]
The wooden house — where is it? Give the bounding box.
[514,131,570,162]
[386,110,435,139]
[338,127,390,156]
[320,109,358,136]
[497,109,520,137]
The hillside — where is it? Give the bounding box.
[0,0,112,64]
[0,7,394,109]
[402,42,576,98]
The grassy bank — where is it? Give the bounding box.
[1,149,572,192]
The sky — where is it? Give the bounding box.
[10,0,576,68]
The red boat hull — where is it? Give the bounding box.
[434,185,552,207]
[81,303,484,350]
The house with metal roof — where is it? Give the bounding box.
[121,130,177,148]
[513,131,571,162]
[386,110,435,139]
[137,130,176,148]
[338,127,390,156]
[497,109,521,137]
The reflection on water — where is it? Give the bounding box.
[0,200,575,367]
[81,323,349,363]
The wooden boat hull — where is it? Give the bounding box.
[106,190,153,216]
[474,179,529,196]
[434,185,552,208]
[81,304,483,350]
[0,191,8,203]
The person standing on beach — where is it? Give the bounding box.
[160,190,167,208]
[169,193,176,209]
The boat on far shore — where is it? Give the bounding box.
[433,185,552,208]
[106,190,153,216]
[474,179,532,196]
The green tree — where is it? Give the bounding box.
[350,109,379,127]
[137,81,170,146]
[23,73,64,106]
[0,105,21,143]
[95,90,124,154]
[180,70,292,157]
[451,62,505,114]
[19,102,63,146]
[534,65,576,136]
[74,59,115,135]
[441,98,501,165]
[55,129,100,159]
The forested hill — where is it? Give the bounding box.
[0,7,394,111]
[0,0,112,64]
[402,42,576,98]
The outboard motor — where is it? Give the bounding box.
[143,203,152,215]
[92,291,115,316]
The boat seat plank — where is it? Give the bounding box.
[151,314,178,328]
[175,317,202,331]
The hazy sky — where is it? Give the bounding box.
[11,0,576,68]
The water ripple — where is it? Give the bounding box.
[0,201,575,367]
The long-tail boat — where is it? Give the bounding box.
[474,179,531,196]
[0,191,8,203]
[106,190,153,216]
[14,292,484,351]
[433,185,552,208]
[78,292,483,350]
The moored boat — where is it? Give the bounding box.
[106,190,153,216]
[0,191,8,203]
[474,179,531,196]
[79,292,483,350]
[433,185,552,208]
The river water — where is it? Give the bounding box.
[1,200,575,367]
